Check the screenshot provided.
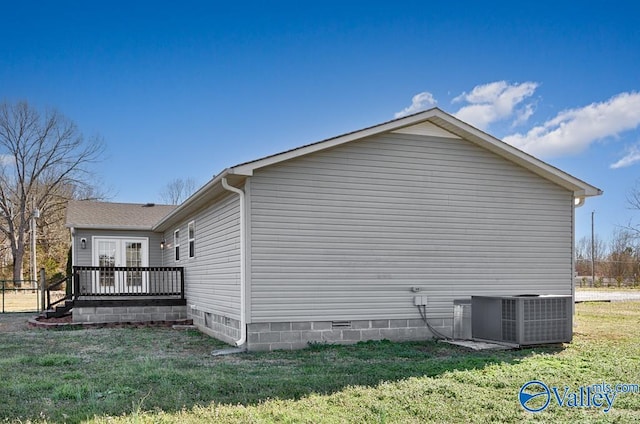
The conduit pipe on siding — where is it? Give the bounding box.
[221,177,246,347]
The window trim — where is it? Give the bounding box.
[174,229,180,261]
[91,236,149,267]
[188,220,195,258]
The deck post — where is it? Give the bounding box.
[180,267,185,300]
[73,268,80,300]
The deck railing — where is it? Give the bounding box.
[73,266,184,298]
[46,274,73,310]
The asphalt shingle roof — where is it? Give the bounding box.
[66,200,177,230]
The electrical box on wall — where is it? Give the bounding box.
[413,295,428,306]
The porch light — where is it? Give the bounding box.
[81,238,87,249]
[160,239,166,250]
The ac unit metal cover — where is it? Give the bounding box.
[471,295,572,346]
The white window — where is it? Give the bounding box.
[174,229,180,261]
[188,221,195,258]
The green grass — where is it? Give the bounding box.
[576,286,640,291]
[1,303,639,423]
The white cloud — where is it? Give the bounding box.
[452,81,539,130]
[394,84,640,167]
[394,91,437,118]
[611,143,640,169]
[504,91,640,158]
[453,81,508,104]
[511,102,536,128]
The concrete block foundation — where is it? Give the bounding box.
[188,307,241,345]
[73,305,187,324]
[246,318,452,351]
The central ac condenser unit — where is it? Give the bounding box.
[471,295,572,346]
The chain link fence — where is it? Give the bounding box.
[1,280,40,313]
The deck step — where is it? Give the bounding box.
[42,299,74,318]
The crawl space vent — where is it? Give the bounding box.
[332,321,352,329]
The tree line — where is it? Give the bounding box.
[575,229,640,287]
[0,101,197,284]
[575,180,640,287]
[0,102,103,284]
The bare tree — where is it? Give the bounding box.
[159,177,197,205]
[606,229,634,285]
[626,179,640,236]
[575,235,606,278]
[0,101,103,282]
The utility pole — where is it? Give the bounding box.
[31,199,39,305]
[591,210,595,288]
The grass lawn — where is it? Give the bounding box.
[1,302,639,423]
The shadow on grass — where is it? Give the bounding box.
[209,339,564,406]
[0,321,565,423]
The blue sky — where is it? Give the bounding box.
[1,1,639,243]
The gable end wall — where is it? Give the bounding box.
[248,132,573,327]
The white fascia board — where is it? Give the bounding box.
[228,109,442,176]
[164,107,600,232]
[228,107,601,198]
[428,111,603,198]
[153,169,234,232]
[69,225,155,231]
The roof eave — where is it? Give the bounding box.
[229,107,602,198]
[425,110,603,198]
[153,107,601,232]
[65,224,156,231]
[228,108,444,176]
[154,169,249,232]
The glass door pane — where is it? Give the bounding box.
[92,237,148,295]
[97,240,117,291]
[125,242,143,289]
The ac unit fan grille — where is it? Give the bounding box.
[501,299,517,342]
[522,298,569,344]
[523,298,568,320]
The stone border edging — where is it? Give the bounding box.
[28,317,193,329]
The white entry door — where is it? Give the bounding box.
[93,237,149,294]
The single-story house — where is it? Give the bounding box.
[64,107,601,351]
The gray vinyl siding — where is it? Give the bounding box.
[73,229,164,267]
[164,193,242,320]
[249,132,573,322]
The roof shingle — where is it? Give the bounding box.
[66,200,177,230]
